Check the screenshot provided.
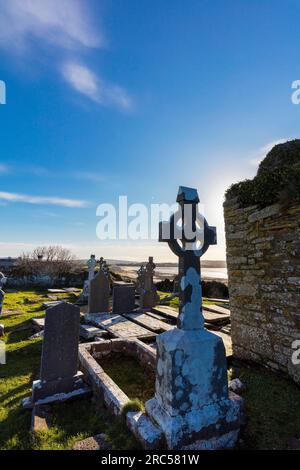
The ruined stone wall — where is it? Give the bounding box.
[224,198,300,384]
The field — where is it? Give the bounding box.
[0,290,300,450]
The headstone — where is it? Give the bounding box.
[140,257,160,309]
[0,272,7,316]
[112,283,136,314]
[136,265,146,294]
[79,255,97,303]
[173,276,179,294]
[87,254,97,282]
[25,302,89,406]
[88,269,110,314]
[146,186,243,450]
[0,289,4,316]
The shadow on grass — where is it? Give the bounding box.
[233,360,300,450]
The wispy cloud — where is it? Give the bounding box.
[0,0,101,51]
[249,138,289,167]
[62,62,133,110]
[62,62,99,102]
[0,191,88,208]
[0,0,133,110]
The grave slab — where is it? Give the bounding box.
[203,304,231,316]
[124,312,173,333]
[32,317,45,331]
[85,312,154,339]
[42,300,65,309]
[80,324,104,340]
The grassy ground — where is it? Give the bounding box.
[0,290,137,450]
[100,355,155,406]
[1,290,300,450]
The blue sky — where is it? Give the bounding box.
[0,0,299,261]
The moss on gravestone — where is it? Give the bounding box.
[225,139,300,208]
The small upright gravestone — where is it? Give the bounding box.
[0,272,7,316]
[136,265,146,295]
[79,255,97,303]
[88,269,110,314]
[146,186,243,450]
[112,283,136,314]
[24,303,89,407]
[140,257,160,309]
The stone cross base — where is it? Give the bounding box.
[145,328,243,450]
[23,371,90,407]
[146,395,242,450]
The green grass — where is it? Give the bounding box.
[230,363,300,450]
[162,295,227,310]
[0,290,137,450]
[100,355,155,406]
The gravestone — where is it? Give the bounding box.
[140,257,160,309]
[0,272,7,316]
[136,265,146,294]
[87,254,97,282]
[88,269,110,314]
[79,255,97,303]
[173,276,179,294]
[146,186,243,450]
[112,282,136,314]
[25,303,89,406]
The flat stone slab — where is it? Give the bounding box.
[144,310,175,324]
[204,298,229,304]
[80,324,104,340]
[48,289,66,293]
[204,304,231,316]
[73,433,112,451]
[32,317,45,331]
[63,288,81,293]
[23,384,91,408]
[152,305,230,325]
[85,313,154,339]
[124,312,173,333]
[42,300,65,309]
[152,306,178,320]
[202,309,230,325]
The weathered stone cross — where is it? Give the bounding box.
[159,186,216,330]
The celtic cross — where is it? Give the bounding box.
[159,186,217,330]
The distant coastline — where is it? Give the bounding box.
[109,260,228,283]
